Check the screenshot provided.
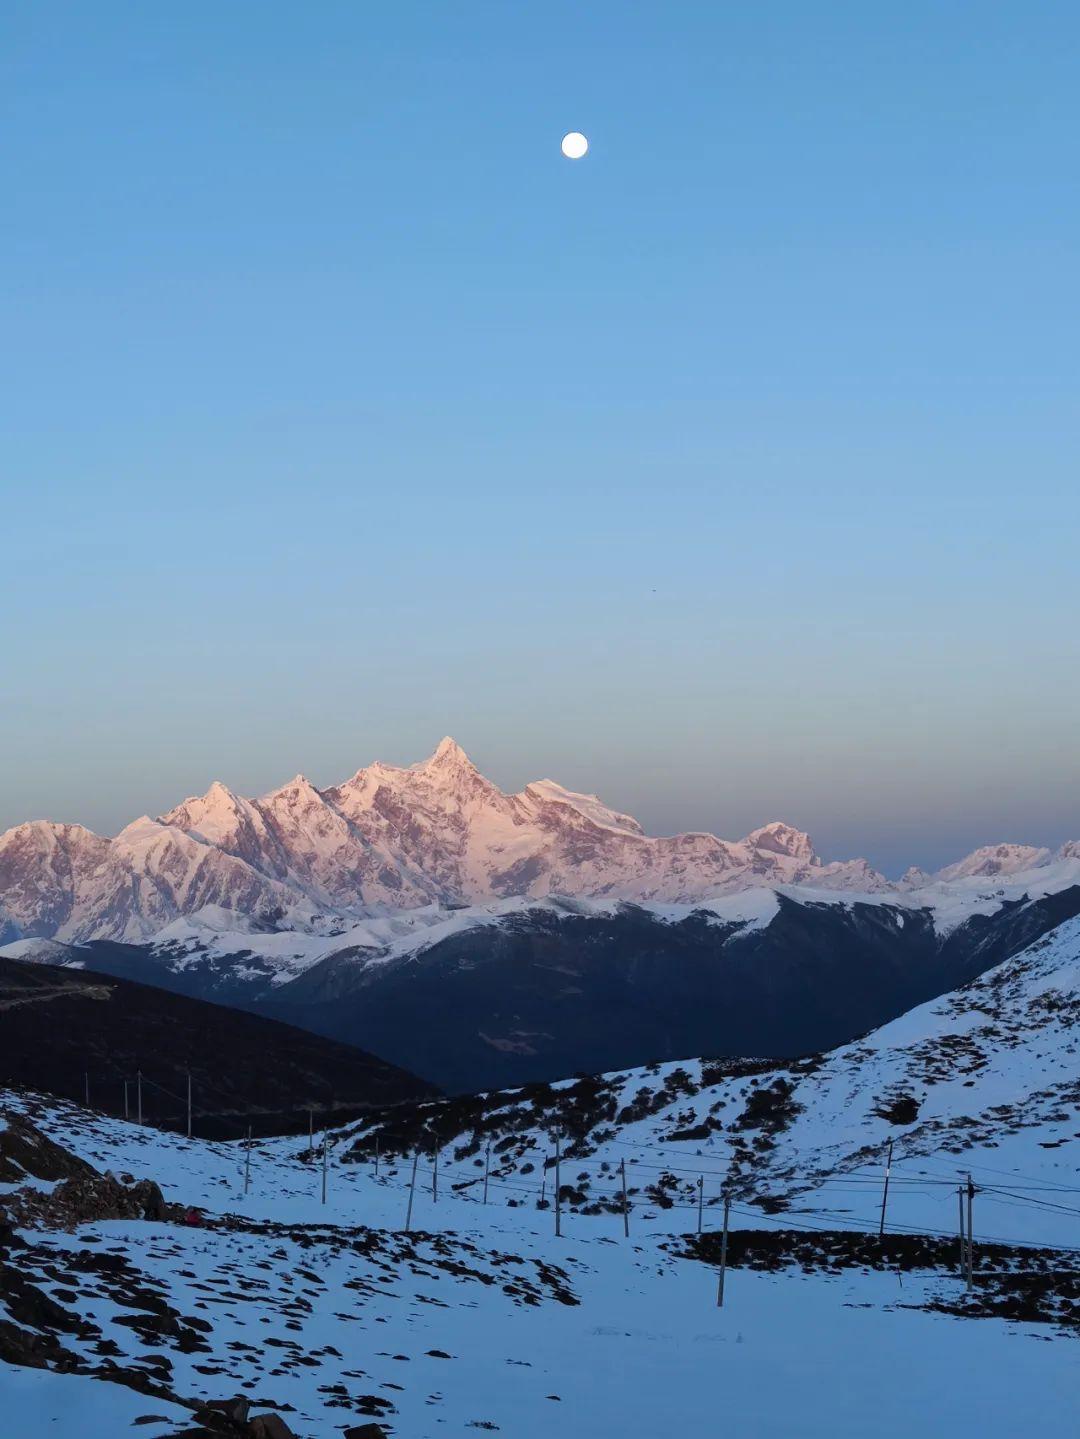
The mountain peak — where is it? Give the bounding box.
[159,781,254,843]
[935,843,1051,883]
[418,736,475,772]
[745,821,817,863]
[285,773,315,791]
[260,773,325,808]
[900,865,931,890]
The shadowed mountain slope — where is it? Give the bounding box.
[0,955,434,1137]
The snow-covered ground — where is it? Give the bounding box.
[3,912,1080,1435]
[3,1086,1079,1439]
[2,1360,193,1438]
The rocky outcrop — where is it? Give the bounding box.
[0,1110,97,1184]
[3,1167,178,1230]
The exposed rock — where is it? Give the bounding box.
[247,1414,297,1439]
[203,1395,250,1424]
[1,1172,183,1230]
[0,1110,96,1184]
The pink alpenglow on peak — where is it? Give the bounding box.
[743,822,817,863]
[933,844,1052,883]
[418,736,477,772]
[1,736,1078,945]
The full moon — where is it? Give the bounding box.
[561,131,588,160]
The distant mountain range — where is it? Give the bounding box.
[4,739,1078,1091]
[1,736,1076,945]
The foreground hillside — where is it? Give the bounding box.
[1,920,1079,1436]
[335,911,1080,1243]
[1,1083,1077,1439]
[0,956,432,1137]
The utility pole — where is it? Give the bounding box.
[697,1176,704,1235]
[957,1185,966,1277]
[321,1132,328,1205]
[483,1142,491,1205]
[620,1158,630,1238]
[186,1071,192,1140]
[555,1134,562,1238]
[244,1127,252,1196]
[137,1069,143,1125]
[965,1175,975,1292]
[124,1080,129,1121]
[405,1151,418,1232]
[716,1192,731,1307]
[878,1138,894,1238]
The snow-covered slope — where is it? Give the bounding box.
[3,916,1080,1439]
[332,912,1080,1244]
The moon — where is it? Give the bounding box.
[561,131,588,160]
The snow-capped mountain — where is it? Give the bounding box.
[932,842,1053,882]
[3,736,1076,946]
[0,815,318,944]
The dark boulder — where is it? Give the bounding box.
[202,1395,250,1424]
[248,1415,297,1439]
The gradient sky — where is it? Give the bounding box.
[2,2,1079,876]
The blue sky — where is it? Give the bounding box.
[2,2,1078,874]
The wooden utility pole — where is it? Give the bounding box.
[186,1071,192,1140]
[321,1133,328,1205]
[878,1138,894,1238]
[957,1185,966,1276]
[555,1134,562,1238]
[697,1176,704,1235]
[244,1127,252,1196]
[965,1175,975,1292]
[405,1151,419,1232]
[136,1070,143,1125]
[620,1158,630,1238]
[483,1142,491,1204]
[716,1193,731,1307]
